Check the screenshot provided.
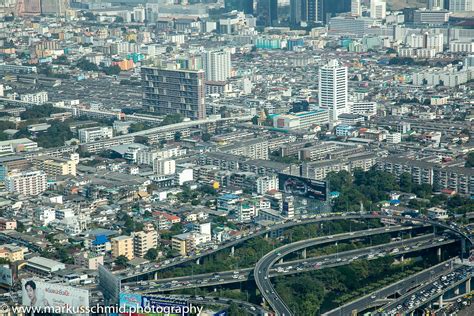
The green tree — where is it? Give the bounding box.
[327,170,353,192]
[115,255,129,267]
[466,152,474,167]
[399,172,413,193]
[160,114,183,126]
[76,58,99,71]
[174,131,182,142]
[227,303,247,316]
[103,65,121,76]
[144,248,158,261]
[36,121,73,148]
[201,132,211,142]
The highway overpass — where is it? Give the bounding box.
[124,234,455,294]
[119,213,471,282]
[253,215,472,316]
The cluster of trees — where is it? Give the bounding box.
[273,255,436,314]
[76,58,121,76]
[36,121,73,148]
[128,122,151,133]
[466,152,474,167]
[0,121,15,141]
[119,212,144,235]
[20,104,64,120]
[160,114,183,126]
[328,169,399,212]
[13,120,73,148]
[157,237,281,279]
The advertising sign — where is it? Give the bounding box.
[22,279,89,309]
[119,293,189,316]
[278,173,328,201]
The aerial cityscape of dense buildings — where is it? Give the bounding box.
[0,0,472,315]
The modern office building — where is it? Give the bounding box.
[320,0,351,23]
[257,0,278,26]
[203,50,232,82]
[5,170,47,196]
[142,66,206,120]
[318,59,349,123]
[290,0,319,24]
[225,0,254,14]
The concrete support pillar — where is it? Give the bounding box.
[466,278,471,293]
[400,255,404,262]
[461,239,466,260]
[265,233,269,239]
[455,288,460,295]
[433,225,437,235]
[279,258,284,264]
[438,295,443,307]
[154,272,158,280]
[437,247,442,261]
[196,258,200,265]
[302,248,307,259]
[230,246,235,257]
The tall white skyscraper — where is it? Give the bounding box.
[203,50,232,82]
[318,59,349,123]
[351,0,361,16]
[449,0,474,12]
[370,0,386,19]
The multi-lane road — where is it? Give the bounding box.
[119,213,470,282]
[323,259,457,315]
[125,234,454,294]
[114,214,473,316]
[378,264,473,315]
[254,219,471,316]
[253,226,434,316]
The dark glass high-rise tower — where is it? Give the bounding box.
[225,0,254,14]
[257,0,278,26]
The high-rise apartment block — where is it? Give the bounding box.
[142,66,206,120]
[5,170,47,196]
[203,50,232,82]
[318,59,349,123]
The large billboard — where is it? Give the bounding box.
[119,293,189,316]
[0,266,12,286]
[22,279,89,310]
[278,173,328,201]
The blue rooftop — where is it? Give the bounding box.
[92,235,108,246]
[219,194,240,200]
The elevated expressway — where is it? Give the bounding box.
[119,213,472,283]
[253,215,473,316]
[124,234,455,294]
